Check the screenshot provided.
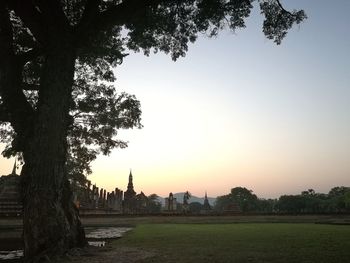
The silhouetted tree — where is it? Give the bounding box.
[328,186,350,212]
[147,193,162,213]
[0,0,306,260]
[230,187,258,212]
[277,195,304,213]
[328,186,350,198]
[215,187,258,212]
[276,187,350,214]
[214,193,233,212]
[256,198,277,213]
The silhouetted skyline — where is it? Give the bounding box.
[1,0,349,198]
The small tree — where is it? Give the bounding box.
[230,187,258,212]
[147,193,162,213]
[215,186,259,212]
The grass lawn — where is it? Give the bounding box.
[114,223,350,263]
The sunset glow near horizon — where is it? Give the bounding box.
[0,1,349,199]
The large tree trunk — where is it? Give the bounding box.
[21,40,86,261]
[0,5,86,261]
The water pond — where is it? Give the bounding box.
[0,227,132,261]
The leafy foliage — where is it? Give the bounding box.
[215,186,350,214]
[215,186,258,212]
[67,62,142,180]
[1,54,142,181]
[147,194,162,213]
[276,187,350,214]
[260,0,307,44]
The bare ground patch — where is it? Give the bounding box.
[66,245,155,263]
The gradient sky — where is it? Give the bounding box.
[1,0,349,199]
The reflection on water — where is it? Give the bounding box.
[85,227,132,239]
[88,241,106,247]
[0,250,23,260]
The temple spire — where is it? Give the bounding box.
[203,190,211,210]
[124,169,136,213]
[127,169,134,192]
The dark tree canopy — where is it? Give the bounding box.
[215,186,350,214]
[0,0,306,260]
[0,0,306,179]
[215,186,258,212]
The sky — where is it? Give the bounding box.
[1,0,350,199]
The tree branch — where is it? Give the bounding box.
[78,0,102,30]
[275,0,295,16]
[75,0,164,46]
[0,2,13,52]
[9,0,48,45]
[22,83,40,91]
[17,48,42,65]
[0,104,11,122]
[33,0,71,30]
[0,4,35,149]
[96,0,158,29]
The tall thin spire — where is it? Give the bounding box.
[11,160,17,175]
[127,169,134,192]
[203,190,211,210]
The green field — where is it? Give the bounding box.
[114,223,350,263]
[1,215,350,262]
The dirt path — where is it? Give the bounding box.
[67,245,155,263]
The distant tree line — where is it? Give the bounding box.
[214,186,350,214]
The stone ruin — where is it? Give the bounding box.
[75,170,150,215]
[76,181,123,214]
[0,162,22,216]
[164,192,177,212]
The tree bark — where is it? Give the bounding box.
[21,39,86,261]
[1,5,86,260]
